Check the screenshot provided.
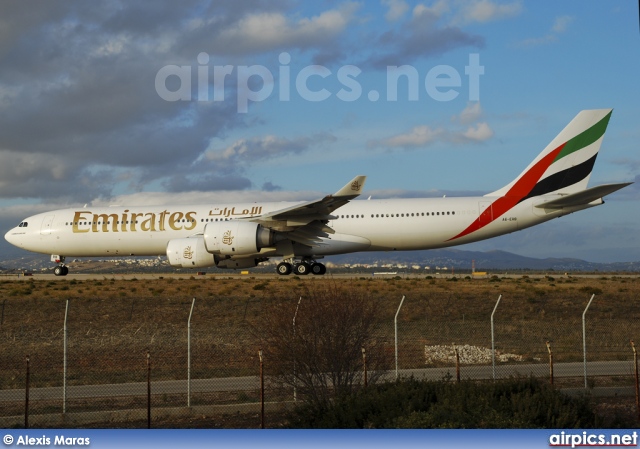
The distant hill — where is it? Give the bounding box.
[1,248,640,273]
[329,248,640,272]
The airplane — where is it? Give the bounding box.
[4,109,632,276]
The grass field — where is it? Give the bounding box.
[1,273,639,426]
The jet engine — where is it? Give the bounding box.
[166,236,216,268]
[203,221,276,256]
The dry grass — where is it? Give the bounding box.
[1,275,639,389]
[1,274,639,427]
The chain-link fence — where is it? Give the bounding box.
[1,284,638,427]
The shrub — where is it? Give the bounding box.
[255,282,391,409]
[579,286,603,295]
[287,377,599,429]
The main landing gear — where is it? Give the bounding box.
[51,255,69,276]
[276,259,326,276]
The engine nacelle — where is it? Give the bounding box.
[214,256,259,269]
[166,236,216,268]
[203,221,275,256]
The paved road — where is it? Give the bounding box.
[0,360,635,403]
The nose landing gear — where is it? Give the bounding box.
[53,265,69,276]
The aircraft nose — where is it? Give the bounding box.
[5,228,18,246]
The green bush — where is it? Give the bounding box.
[579,286,603,295]
[287,377,602,429]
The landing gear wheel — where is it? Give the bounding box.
[54,266,68,276]
[311,263,326,275]
[277,262,292,275]
[62,266,69,276]
[294,262,311,276]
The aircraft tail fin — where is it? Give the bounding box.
[486,109,612,199]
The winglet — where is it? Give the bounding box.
[334,175,366,197]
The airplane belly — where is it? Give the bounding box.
[55,231,169,257]
[311,234,371,256]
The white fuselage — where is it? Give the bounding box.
[4,195,596,259]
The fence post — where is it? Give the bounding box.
[582,294,595,389]
[546,341,554,385]
[25,354,30,429]
[362,347,367,388]
[395,295,405,380]
[293,296,302,402]
[146,350,151,429]
[491,295,502,380]
[454,344,460,383]
[259,349,264,429]
[632,340,639,421]
[187,298,195,408]
[63,299,69,414]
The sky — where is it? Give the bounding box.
[1,0,639,263]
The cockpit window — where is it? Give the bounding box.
[18,222,28,228]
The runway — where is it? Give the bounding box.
[3,272,639,281]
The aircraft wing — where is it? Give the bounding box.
[534,182,632,209]
[247,175,366,245]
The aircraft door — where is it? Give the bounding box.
[40,215,55,236]
[477,201,493,224]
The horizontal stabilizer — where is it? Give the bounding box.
[534,182,632,209]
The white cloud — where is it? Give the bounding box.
[453,0,522,25]
[412,1,449,20]
[91,33,130,57]
[214,3,360,54]
[552,15,574,33]
[382,0,409,22]
[90,189,323,208]
[452,102,484,125]
[206,133,336,165]
[518,15,574,47]
[462,122,494,141]
[371,125,445,148]
[0,150,69,185]
[369,103,494,149]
